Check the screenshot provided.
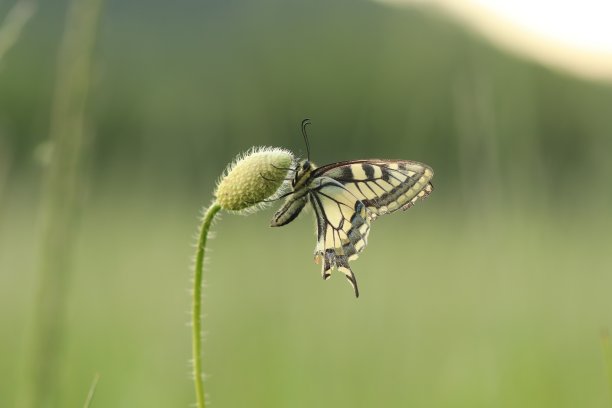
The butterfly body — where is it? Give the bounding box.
[271,157,434,298]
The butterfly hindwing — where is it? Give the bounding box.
[309,177,371,297]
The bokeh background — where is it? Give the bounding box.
[1,0,612,407]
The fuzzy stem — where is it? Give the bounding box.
[192,202,222,408]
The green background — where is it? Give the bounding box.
[1,0,612,406]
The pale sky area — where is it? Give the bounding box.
[378,0,612,81]
[473,0,612,53]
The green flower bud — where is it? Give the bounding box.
[214,147,294,212]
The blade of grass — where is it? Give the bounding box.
[23,0,103,406]
[82,373,100,408]
[0,0,36,66]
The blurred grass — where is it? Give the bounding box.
[22,0,102,405]
[2,0,612,201]
[0,0,35,65]
[2,180,612,407]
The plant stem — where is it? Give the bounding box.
[192,202,221,408]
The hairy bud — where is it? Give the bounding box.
[214,147,294,212]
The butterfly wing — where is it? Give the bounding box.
[314,160,434,219]
[309,176,371,297]
[307,160,434,297]
[270,192,308,227]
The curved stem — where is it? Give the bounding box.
[192,202,221,408]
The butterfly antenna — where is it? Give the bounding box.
[301,118,311,161]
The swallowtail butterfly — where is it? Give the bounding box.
[271,119,434,297]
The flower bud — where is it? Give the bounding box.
[214,147,294,212]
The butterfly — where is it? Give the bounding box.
[270,119,434,297]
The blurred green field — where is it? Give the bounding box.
[2,0,612,406]
[2,181,612,407]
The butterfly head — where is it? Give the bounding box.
[292,159,316,189]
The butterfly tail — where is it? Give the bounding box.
[317,251,359,297]
[337,256,359,298]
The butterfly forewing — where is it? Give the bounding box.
[316,160,434,218]
[270,192,308,227]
